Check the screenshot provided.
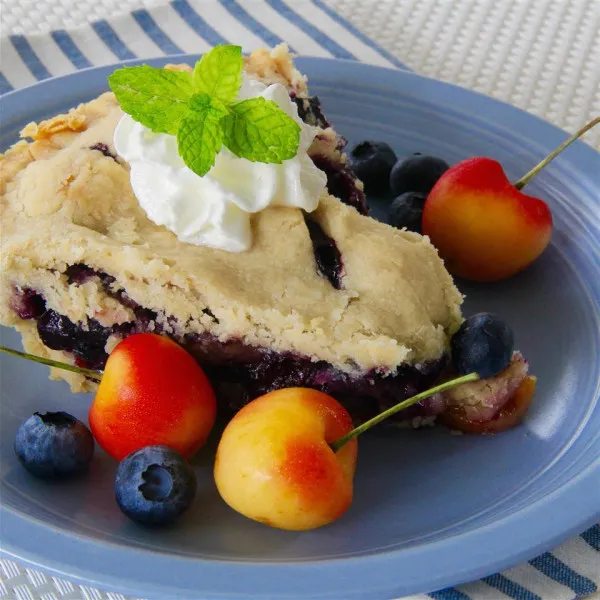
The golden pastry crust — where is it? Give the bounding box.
[20,112,87,141]
[167,44,308,95]
[0,46,463,392]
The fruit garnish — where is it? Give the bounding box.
[390,154,450,197]
[14,412,94,479]
[389,191,427,233]
[115,445,197,526]
[423,117,599,282]
[441,375,537,434]
[214,313,524,530]
[108,44,301,177]
[451,313,514,378]
[89,333,216,460]
[214,388,357,531]
[348,141,397,194]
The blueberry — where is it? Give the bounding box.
[389,191,427,233]
[115,445,196,526]
[451,313,514,378]
[390,154,450,196]
[348,141,397,194]
[14,412,94,479]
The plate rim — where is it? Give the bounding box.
[2,53,599,157]
[1,55,599,599]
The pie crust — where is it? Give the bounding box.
[0,45,463,420]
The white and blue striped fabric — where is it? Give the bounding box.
[0,0,405,91]
[0,2,598,599]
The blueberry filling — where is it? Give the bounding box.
[10,288,46,320]
[36,303,158,371]
[292,95,330,129]
[66,264,96,285]
[185,332,447,423]
[12,270,447,423]
[90,142,118,162]
[289,93,366,215]
[311,154,368,215]
[36,309,117,370]
[304,216,344,289]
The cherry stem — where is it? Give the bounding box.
[0,345,102,382]
[330,372,480,452]
[514,117,600,191]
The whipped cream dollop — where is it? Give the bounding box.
[113,75,327,252]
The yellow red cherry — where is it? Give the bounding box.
[89,333,216,460]
[423,118,598,282]
[423,157,552,281]
[214,387,357,531]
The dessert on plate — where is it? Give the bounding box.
[0,44,526,427]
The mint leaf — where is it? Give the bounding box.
[108,65,194,135]
[193,45,243,105]
[177,94,229,177]
[222,97,301,163]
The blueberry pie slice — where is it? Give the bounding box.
[1,45,464,423]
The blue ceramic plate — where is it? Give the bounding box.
[1,57,599,600]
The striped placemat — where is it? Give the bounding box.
[0,0,404,93]
[0,1,598,599]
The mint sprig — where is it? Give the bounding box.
[223,97,300,163]
[108,45,301,177]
